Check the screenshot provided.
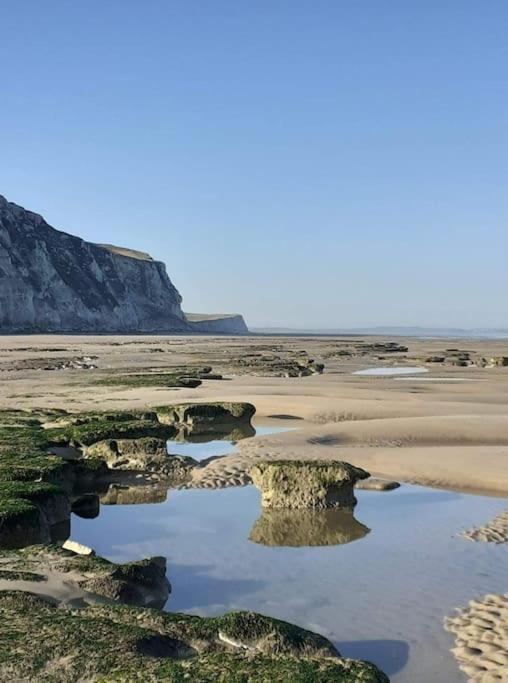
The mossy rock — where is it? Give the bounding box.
[0,481,70,548]
[0,592,389,682]
[251,460,370,510]
[94,369,203,388]
[156,402,256,432]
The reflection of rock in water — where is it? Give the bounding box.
[444,593,508,681]
[249,509,370,547]
[100,484,168,506]
[71,493,100,518]
[173,422,255,443]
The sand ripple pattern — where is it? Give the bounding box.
[460,511,508,544]
[444,593,508,681]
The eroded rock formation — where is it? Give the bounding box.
[250,460,370,509]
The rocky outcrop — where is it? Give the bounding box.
[157,402,256,435]
[0,545,171,609]
[185,312,249,334]
[0,482,71,548]
[250,460,370,510]
[0,590,389,681]
[0,194,248,334]
[0,195,188,333]
[84,438,197,480]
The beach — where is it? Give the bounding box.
[2,333,507,496]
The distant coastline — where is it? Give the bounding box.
[251,326,508,339]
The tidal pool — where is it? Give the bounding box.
[354,367,429,376]
[71,477,507,682]
[167,425,293,461]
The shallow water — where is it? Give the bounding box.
[167,426,292,461]
[71,478,507,682]
[394,377,482,382]
[354,366,429,376]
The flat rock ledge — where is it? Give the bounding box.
[444,593,508,681]
[250,460,370,510]
[0,545,171,609]
[460,510,508,544]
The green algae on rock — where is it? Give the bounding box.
[0,404,255,546]
[84,438,197,479]
[0,545,170,609]
[156,401,256,433]
[0,591,389,682]
[250,460,370,510]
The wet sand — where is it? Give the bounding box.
[2,333,507,495]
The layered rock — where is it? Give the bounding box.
[157,402,256,435]
[250,460,370,510]
[185,312,248,334]
[0,194,248,334]
[84,438,197,480]
[0,545,171,609]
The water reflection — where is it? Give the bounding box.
[100,483,169,506]
[249,508,370,547]
[168,425,292,462]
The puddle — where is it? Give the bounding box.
[167,425,293,461]
[394,377,482,382]
[70,480,507,682]
[354,367,429,376]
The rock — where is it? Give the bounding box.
[0,482,71,548]
[80,556,171,608]
[0,195,248,335]
[84,438,197,478]
[0,194,189,333]
[156,402,256,434]
[0,545,171,609]
[184,312,249,334]
[490,356,508,367]
[356,478,400,491]
[250,460,370,509]
[176,377,202,388]
[249,508,370,546]
[62,539,95,555]
[0,591,389,681]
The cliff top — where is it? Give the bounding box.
[98,244,154,261]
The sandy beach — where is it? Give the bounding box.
[1,333,507,496]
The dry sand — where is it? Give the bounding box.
[1,333,508,496]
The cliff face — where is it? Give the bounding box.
[0,195,190,333]
[184,313,248,334]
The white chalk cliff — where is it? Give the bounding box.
[0,195,247,334]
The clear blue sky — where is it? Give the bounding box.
[1,1,507,328]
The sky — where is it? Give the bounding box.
[1,1,507,329]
